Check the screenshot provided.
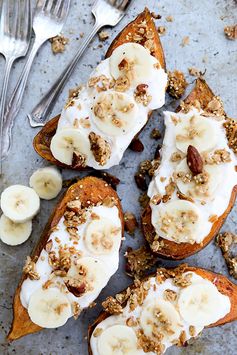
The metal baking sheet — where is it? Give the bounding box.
[0,0,236,354]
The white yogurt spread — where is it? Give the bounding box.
[20,204,122,322]
[52,42,167,169]
[148,108,237,244]
[90,271,231,354]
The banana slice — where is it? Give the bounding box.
[93,91,138,136]
[178,282,224,327]
[175,115,219,153]
[97,325,139,355]
[64,257,108,296]
[84,217,121,255]
[175,159,223,200]
[50,128,91,165]
[28,287,71,328]
[0,214,32,246]
[0,185,40,223]
[29,166,63,200]
[140,298,182,342]
[109,42,155,85]
[153,200,202,243]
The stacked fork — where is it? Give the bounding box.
[0,0,31,175]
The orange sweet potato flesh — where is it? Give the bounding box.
[142,78,237,260]
[87,266,237,354]
[7,176,124,341]
[33,8,166,169]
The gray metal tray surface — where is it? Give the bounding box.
[0,0,236,354]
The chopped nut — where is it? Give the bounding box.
[163,289,177,302]
[98,30,109,41]
[173,273,192,287]
[89,132,111,166]
[114,75,130,92]
[125,246,157,278]
[224,25,237,40]
[135,172,148,191]
[124,212,138,235]
[72,152,87,168]
[102,296,123,314]
[134,84,152,106]
[67,200,81,213]
[150,128,162,140]
[167,70,188,99]
[188,67,204,77]
[93,327,103,337]
[50,35,69,54]
[150,194,162,205]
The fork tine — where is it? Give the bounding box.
[57,0,70,20]
[2,0,10,36]
[53,0,64,16]
[36,0,47,10]
[12,0,20,38]
[22,0,32,41]
[44,0,54,12]
[118,0,131,11]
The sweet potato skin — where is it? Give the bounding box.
[33,8,166,169]
[142,78,237,259]
[7,176,124,341]
[87,266,237,355]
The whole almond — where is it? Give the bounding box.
[187,145,203,175]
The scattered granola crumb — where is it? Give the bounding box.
[80,32,84,38]
[98,30,109,41]
[157,26,166,35]
[139,193,150,209]
[188,67,204,77]
[50,35,69,54]
[167,70,188,99]
[181,36,190,47]
[124,212,138,235]
[23,256,40,280]
[163,289,177,302]
[224,25,237,40]
[166,15,174,22]
[216,232,237,279]
[223,119,237,154]
[150,128,162,140]
[93,328,103,337]
[125,246,157,278]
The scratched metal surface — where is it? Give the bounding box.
[0,0,236,354]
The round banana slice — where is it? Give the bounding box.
[65,257,108,296]
[153,200,202,243]
[28,287,71,328]
[175,159,223,201]
[109,42,155,85]
[84,217,121,255]
[178,282,224,327]
[0,214,32,246]
[93,91,138,136]
[50,128,91,166]
[97,325,139,355]
[140,299,182,343]
[175,115,219,153]
[29,166,62,200]
[0,185,40,223]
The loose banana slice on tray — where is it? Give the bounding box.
[0,214,32,246]
[0,185,40,223]
[89,266,236,355]
[29,167,62,200]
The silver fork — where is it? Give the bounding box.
[28,0,132,127]
[2,0,70,161]
[0,0,31,175]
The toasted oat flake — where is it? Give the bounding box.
[181,36,190,47]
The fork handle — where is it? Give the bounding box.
[0,57,15,175]
[28,21,103,127]
[2,39,45,158]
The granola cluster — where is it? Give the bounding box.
[63,200,87,240]
[223,119,237,154]
[125,18,157,54]
[224,25,237,40]
[89,132,111,166]
[125,246,157,278]
[216,232,237,279]
[134,84,152,106]
[102,296,123,314]
[167,70,188,99]
[50,35,69,54]
[23,256,40,280]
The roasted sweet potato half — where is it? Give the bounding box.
[142,78,237,260]
[87,265,237,354]
[7,176,123,341]
[33,8,166,169]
